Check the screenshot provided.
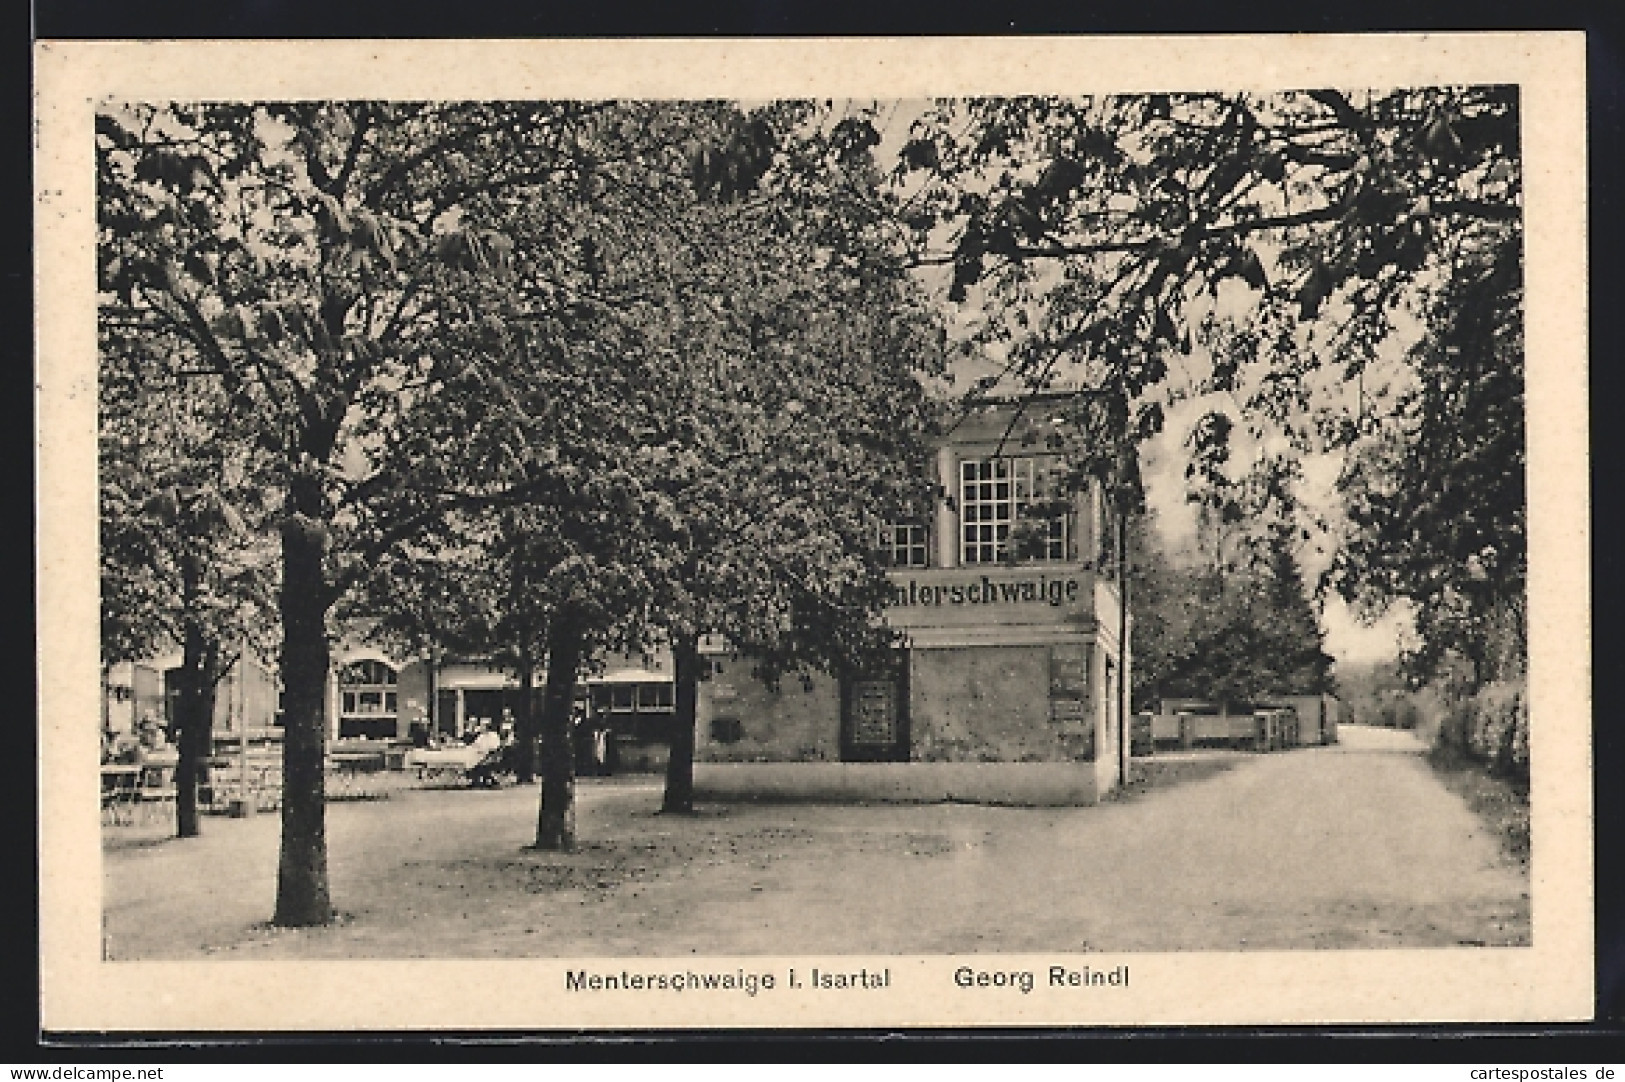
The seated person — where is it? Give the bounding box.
[471,724,502,757]
[464,724,506,787]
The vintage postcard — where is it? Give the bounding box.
[36,34,1591,1031]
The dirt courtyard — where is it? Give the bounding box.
[102,725,1529,959]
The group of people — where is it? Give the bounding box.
[461,715,515,788]
[101,714,170,766]
[406,707,618,782]
[102,704,621,786]
[464,710,617,781]
[398,701,621,785]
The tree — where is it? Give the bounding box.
[509,359,684,850]
[98,101,628,922]
[99,364,275,837]
[650,301,941,814]
[1124,511,1178,710]
[484,104,763,846]
[895,88,1517,388]
[594,105,946,814]
[1330,232,1524,687]
[1260,526,1337,696]
[1130,559,1334,712]
[1126,468,1334,711]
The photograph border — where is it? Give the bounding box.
[35,32,1593,1032]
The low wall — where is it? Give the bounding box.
[691,761,1102,807]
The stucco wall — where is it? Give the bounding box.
[909,646,1094,763]
[694,647,1108,765]
[233,660,281,732]
[695,661,842,763]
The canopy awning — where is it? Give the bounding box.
[585,668,670,686]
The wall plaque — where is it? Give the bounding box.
[1049,644,1091,733]
[1049,644,1089,697]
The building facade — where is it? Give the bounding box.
[692,393,1131,805]
[103,653,280,742]
[327,646,676,748]
[102,395,1131,804]
[105,645,676,760]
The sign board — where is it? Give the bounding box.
[1048,644,1091,734]
[1049,644,1089,697]
[889,573,1087,610]
[1049,699,1088,722]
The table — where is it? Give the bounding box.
[205,759,282,813]
[404,745,483,787]
[101,765,141,825]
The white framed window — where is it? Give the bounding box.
[609,685,636,712]
[339,661,398,711]
[960,457,1068,564]
[338,659,400,738]
[340,690,397,715]
[637,684,675,711]
[879,523,929,568]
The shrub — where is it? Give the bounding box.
[1433,679,1529,784]
[1436,697,1470,758]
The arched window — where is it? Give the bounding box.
[338,659,399,739]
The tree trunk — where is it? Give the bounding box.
[100,662,111,749]
[173,641,218,839]
[661,633,701,814]
[173,550,217,839]
[273,513,335,927]
[533,609,582,851]
[512,552,537,784]
[426,643,439,741]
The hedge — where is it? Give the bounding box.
[1435,679,1529,783]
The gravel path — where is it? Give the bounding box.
[102,725,1528,958]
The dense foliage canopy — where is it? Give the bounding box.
[884,88,1523,687]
